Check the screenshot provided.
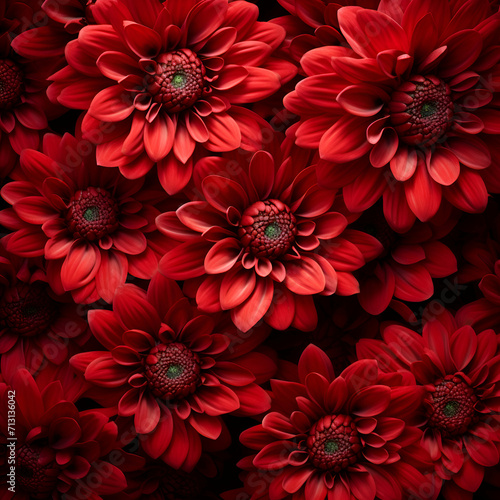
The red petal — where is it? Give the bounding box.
[220,265,256,310]
[60,240,101,290]
[204,238,242,274]
[144,113,175,161]
[349,385,391,416]
[298,344,335,383]
[338,7,409,58]
[284,257,326,295]
[427,147,460,186]
[231,277,274,332]
[113,284,161,334]
[159,239,212,280]
[89,85,135,122]
[135,391,160,434]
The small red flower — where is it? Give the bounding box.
[286,0,500,229]
[157,145,381,332]
[0,246,89,372]
[0,368,127,499]
[70,274,275,471]
[357,310,500,500]
[354,205,458,314]
[46,0,296,194]
[0,132,169,304]
[236,344,431,500]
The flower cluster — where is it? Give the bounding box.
[0,0,499,498]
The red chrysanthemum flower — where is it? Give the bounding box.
[0,368,127,499]
[46,0,296,194]
[157,144,382,332]
[357,310,500,500]
[232,344,431,500]
[354,205,458,314]
[0,246,89,373]
[0,1,63,179]
[285,0,500,230]
[0,132,170,304]
[70,274,275,472]
[274,0,381,61]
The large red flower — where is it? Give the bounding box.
[0,368,128,499]
[70,274,275,472]
[157,143,382,332]
[229,344,431,500]
[46,0,296,194]
[285,0,500,229]
[0,246,89,373]
[357,309,500,500]
[0,132,170,304]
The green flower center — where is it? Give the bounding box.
[171,73,187,88]
[83,206,100,221]
[264,222,281,240]
[166,364,184,379]
[420,101,437,118]
[324,440,340,454]
[443,400,460,417]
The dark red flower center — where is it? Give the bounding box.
[17,443,59,497]
[66,187,119,240]
[388,75,453,146]
[147,49,207,112]
[238,200,297,259]
[143,342,201,400]
[306,414,362,471]
[0,284,58,337]
[426,375,477,436]
[0,59,23,110]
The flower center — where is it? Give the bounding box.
[238,200,297,259]
[426,375,477,436]
[0,59,23,110]
[388,75,453,146]
[143,342,201,400]
[147,49,206,112]
[306,414,362,471]
[66,187,119,241]
[17,443,59,496]
[0,284,58,337]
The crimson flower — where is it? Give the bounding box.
[46,0,296,194]
[0,132,169,304]
[234,344,430,500]
[286,0,500,229]
[157,146,382,332]
[0,368,127,498]
[0,246,88,373]
[354,205,458,314]
[70,274,275,471]
[357,310,500,500]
